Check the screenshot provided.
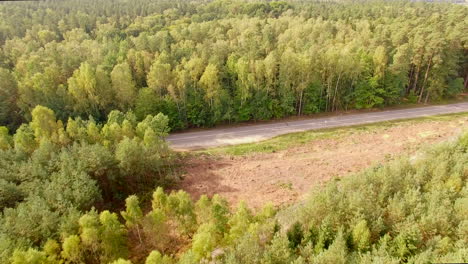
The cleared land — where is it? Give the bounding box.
[177,113,468,208]
[167,102,468,150]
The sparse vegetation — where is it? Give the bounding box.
[202,112,468,156]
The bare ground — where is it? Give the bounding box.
[177,116,468,209]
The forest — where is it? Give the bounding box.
[0,0,467,131]
[2,110,467,263]
[0,0,467,263]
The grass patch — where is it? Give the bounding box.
[277,181,294,190]
[198,112,468,156]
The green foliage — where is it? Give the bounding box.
[121,195,143,228]
[145,250,172,264]
[226,201,253,243]
[0,126,13,150]
[287,222,304,249]
[352,219,371,251]
[191,223,219,262]
[0,105,174,263]
[0,0,467,262]
[99,211,128,263]
[30,105,60,142]
[135,88,164,121]
[0,0,466,131]
[0,68,21,130]
[61,235,83,263]
[446,78,464,97]
[261,233,294,264]
[0,179,24,210]
[5,131,468,263]
[110,259,133,264]
[13,124,37,153]
[10,249,51,264]
[111,62,137,110]
[312,230,348,264]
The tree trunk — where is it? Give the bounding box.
[407,64,414,95]
[412,64,420,95]
[136,225,143,245]
[424,90,430,104]
[332,73,342,112]
[464,72,468,90]
[298,90,303,116]
[326,77,332,112]
[418,55,433,103]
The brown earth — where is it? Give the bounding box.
[177,117,467,209]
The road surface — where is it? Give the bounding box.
[167,102,468,150]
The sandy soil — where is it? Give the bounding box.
[177,117,467,209]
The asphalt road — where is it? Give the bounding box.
[167,102,468,150]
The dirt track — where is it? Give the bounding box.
[168,102,468,150]
[178,115,468,208]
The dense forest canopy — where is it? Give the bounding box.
[0,105,177,262]
[0,0,467,131]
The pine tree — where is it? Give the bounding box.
[121,195,143,244]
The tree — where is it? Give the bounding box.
[191,223,219,262]
[30,105,60,142]
[110,259,133,264]
[61,235,83,263]
[99,211,128,263]
[145,250,172,264]
[199,63,223,122]
[111,62,137,110]
[68,62,100,116]
[261,234,294,264]
[136,113,170,138]
[0,179,24,210]
[227,201,253,243]
[0,126,12,150]
[147,58,173,97]
[135,88,164,121]
[121,195,143,244]
[13,124,37,153]
[313,230,348,264]
[79,210,101,260]
[10,249,51,264]
[352,219,371,251]
[287,222,304,249]
[0,68,20,129]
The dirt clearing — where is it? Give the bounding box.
[177,115,468,208]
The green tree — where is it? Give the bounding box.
[352,219,371,251]
[0,68,20,129]
[110,259,132,264]
[61,235,83,263]
[145,250,172,264]
[68,63,100,116]
[10,249,51,264]
[0,126,12,150]
[111,62,137,110]
[30,105,60,142]
[147,58,173,97]
[99,211,128,263]
[226,201,253,243]
[121,195,143,244]
[13,124,37,153]
[199,64,221,110]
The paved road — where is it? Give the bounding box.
[167,102,468,150]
